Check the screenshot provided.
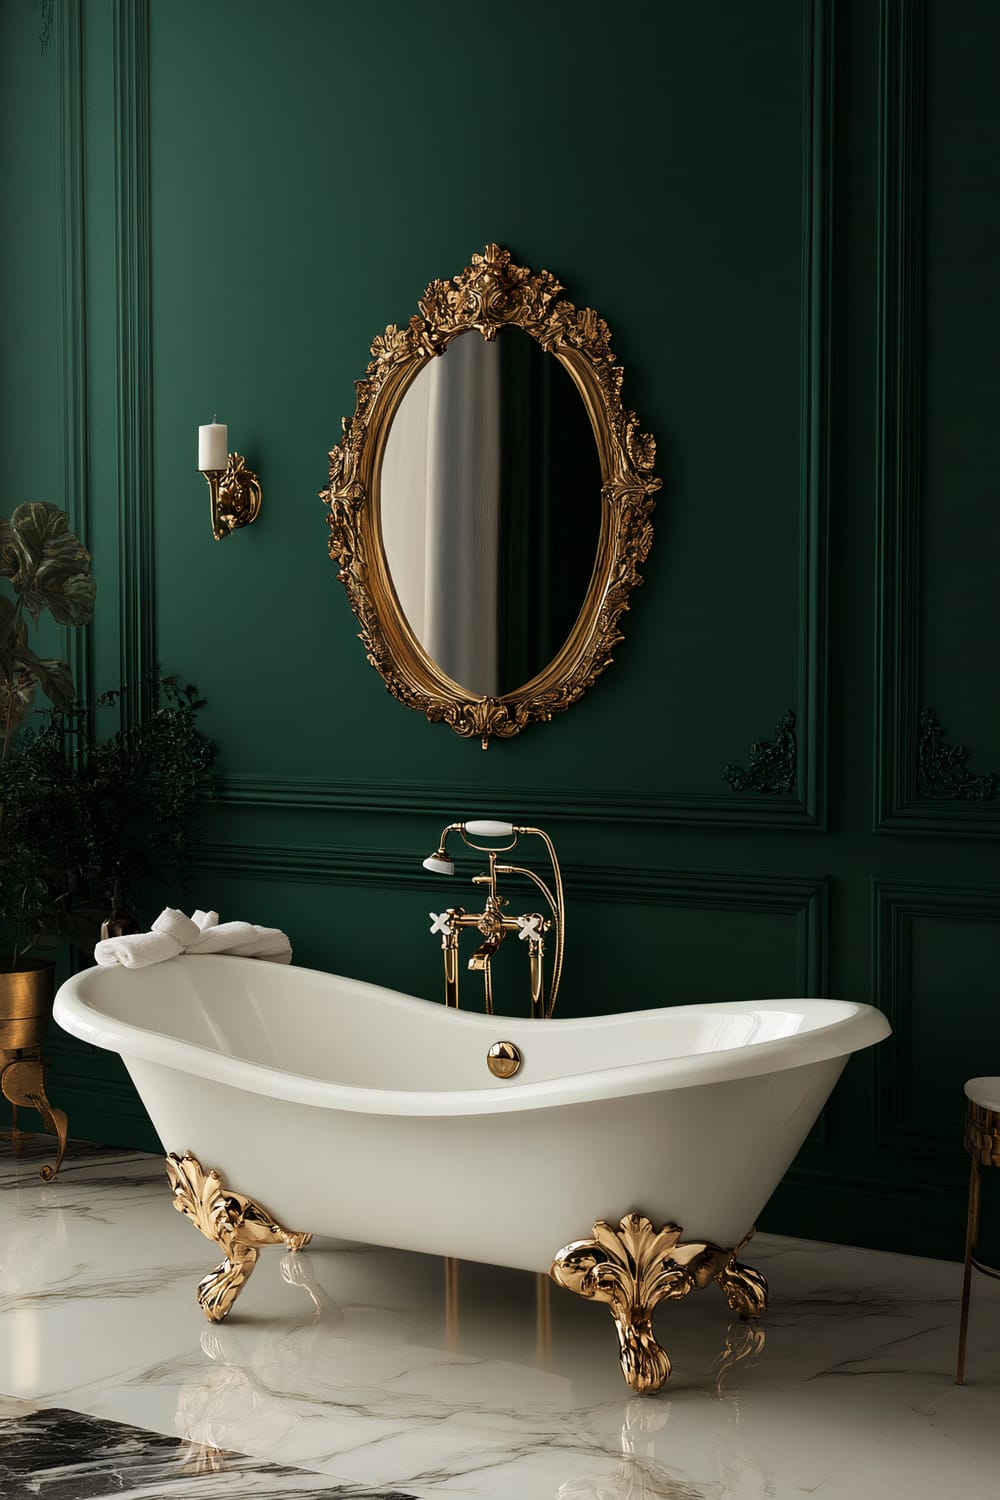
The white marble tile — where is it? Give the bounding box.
[2,1141,999,1498]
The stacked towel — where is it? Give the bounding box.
[94,908,292,969]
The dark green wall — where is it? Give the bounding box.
[2,0,998,1260]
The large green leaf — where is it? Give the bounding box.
[0,609,27,680]
[28,655,76,711]
[0,675,37,741]
[0,593,13,649]
[0,518,18,582]
[0,502,95,626]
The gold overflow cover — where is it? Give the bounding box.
[487,1041,522,1079]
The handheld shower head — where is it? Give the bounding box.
[421,821,464,874]
[422,848,455,875]
[421,819,514,877]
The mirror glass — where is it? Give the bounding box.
[379,327,602,697]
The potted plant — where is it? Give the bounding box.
[0,502,95,1049]
[0,504,216,1038]
[58,673,216,927]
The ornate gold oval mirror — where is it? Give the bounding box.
[321,244,660,747]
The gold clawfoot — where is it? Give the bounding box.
[165,1153,312,1322]
[715,1230,769,1320]
[550,1214,767,1395]
[0,1055,68,1181]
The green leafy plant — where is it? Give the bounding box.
[0,675,216,966]
[0,501,95,760]
[0,504,215,966]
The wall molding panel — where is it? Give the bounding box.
[56,0,91,711]
[217,0,833,832]
[874,0,1000,837]
[796,0,833,830]
[112,0,155,723]
[874,0,925,833]
[873,878,1000,1158]
[196,842,829,999]
[213,772,817,830]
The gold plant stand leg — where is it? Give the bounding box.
[550,1214,768,1395]
[166,1153,312,1322]
[0,1052,69,1181]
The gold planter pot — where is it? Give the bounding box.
[0,961,68,1180]
[0,961,55,1051]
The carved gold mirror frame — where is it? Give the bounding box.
[321,244,661,748]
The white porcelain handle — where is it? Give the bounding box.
[465,820,514,837]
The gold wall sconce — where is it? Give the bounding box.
[197,420,262,541]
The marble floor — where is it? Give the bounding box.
[1,1137,998,1499]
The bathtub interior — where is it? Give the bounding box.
[70,958,868,1093]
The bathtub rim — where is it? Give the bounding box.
[53,956,891,1118]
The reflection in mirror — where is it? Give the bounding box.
[380,328,602,697]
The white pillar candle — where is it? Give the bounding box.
[198,421,228,471]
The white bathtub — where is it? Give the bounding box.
[54,956,889,1275]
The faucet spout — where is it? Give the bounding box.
[467,933,503,971]
[467,932,504,1015]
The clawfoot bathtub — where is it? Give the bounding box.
[54,957,889,1392]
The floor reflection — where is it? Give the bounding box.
[175,1247,772,1499]
[7,1146,996,1500]
[558,1396,770,1500]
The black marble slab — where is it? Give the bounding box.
[0,1407,416,1499]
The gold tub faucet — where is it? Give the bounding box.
[422,820,564,1019]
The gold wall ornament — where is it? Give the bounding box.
[165,1153,311,1322]
[321,244,661,748]
[549,1214,768,1394]
[202,453,262,541]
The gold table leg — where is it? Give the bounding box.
[550,1214,768,1395]
[957,1099,1000,1385]
[0,1051,69,1181]
[165,1153,312,1322]
[956,1152,979,1385]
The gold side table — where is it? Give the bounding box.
[956,1077,1000,1384]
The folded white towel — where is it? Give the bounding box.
[216,925,293,964]
[93,909,292,969]
[152,908,202,947]
[186,920,260,955]
[224,928,290,958]
[95,930,182,969]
